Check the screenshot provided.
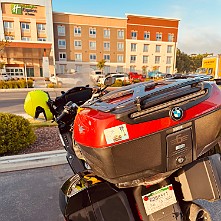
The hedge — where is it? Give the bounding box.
[0,113,36,155]
[0,79,34,89]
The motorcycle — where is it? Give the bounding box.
[25,75,221,221]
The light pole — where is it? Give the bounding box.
[24,62,28,88]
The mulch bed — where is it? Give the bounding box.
[17,126,64,155]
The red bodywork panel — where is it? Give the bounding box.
[74,83,221,148]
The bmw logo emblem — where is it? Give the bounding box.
[170,107,184,121]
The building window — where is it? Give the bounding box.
[130,66,136,72]
[75,64,82,72]
[156,33,162,41]
[74,40,82,49]
[168,34,174,42]
[166,66,171,73]
[57,25,65,36]
[75,53,82,61]
[74,26,81,36]
[117,55,124,63]
[166,56,172,64]
[90,54,96,61]
[37,24,46,33]
[6,67,23,77]
[89,41,96,50]
[130,55,136,63]
[117,42,124,51]
[89,28,96,37]
[104,29,110,38]
[21,37,30,41]
[4,21,13,30]
[156,45,161,52]
[90,65,97,70]
[131,43,137,52]
[167,45,173,53]
[117,66,124,73]
[58,39,66,49]
[117,30,124,39]
[104,66,110,74]
[104,42,110,51]
[131,31,137,39]
[144,31,150,40]
[5,36,14,40]
[104,54,110,62]
[38,38,46,41]
[58,64,66,74]
[143,56,148,64]
[21,22,30,31]
[143,44,149,52]
[59,52,67,61]
[155,56,161,64]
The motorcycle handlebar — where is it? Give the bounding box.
[56,101,78,123]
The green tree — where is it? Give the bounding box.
[176,48,192,73]
[176,48,211,73]
[97,59,106,71]
[0,39,9,52]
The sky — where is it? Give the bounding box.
[52,0,221,55]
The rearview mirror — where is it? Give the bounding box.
[104,76,115,86]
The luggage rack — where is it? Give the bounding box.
[84,76,211,115]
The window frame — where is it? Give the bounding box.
[131,31,137,39]
[104,42,110,51]
[89,27,96,37]
[144,31,150,40]
[143,55,148,64]
[89,54,96,61]
[156,33,162,41]
[131,43,137,52]
[58,39,66,49]
[75,53,82,62]
[167,45,173,53]
[21,22,30,31]
[59,52,67,61]
[155,56,161,64]
[57,25,65,36]
[74,40,82,49]
[117,54,124,63]
[143,44,149,52]
[89,41,96,50]
[104,54,110,62]
[104,29,110,38]
[117,30,124,39]
[4,21,14,30]
[130,55,137,63]
[74,26,81,36]
[156,45,161,53]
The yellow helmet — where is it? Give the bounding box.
[24,90,54,121]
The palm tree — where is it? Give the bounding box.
[97,59,106,72]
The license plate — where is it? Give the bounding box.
[142,184,177,215]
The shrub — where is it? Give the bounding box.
[0,113,36,155]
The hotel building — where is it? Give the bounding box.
[0,0,179,77]
[53,12,179,75]
[0,0,55,77]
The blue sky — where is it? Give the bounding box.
[52,0,221,55]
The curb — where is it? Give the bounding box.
[0,149,67,173]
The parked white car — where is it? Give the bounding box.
[0,73,11,81]
[98,73,129,85]
[49,73,93,87]
[90,70,105,83]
